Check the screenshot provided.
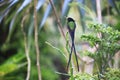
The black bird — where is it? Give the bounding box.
[66,17,79,71]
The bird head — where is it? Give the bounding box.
[67,17,75,22]
[66,17,76,30]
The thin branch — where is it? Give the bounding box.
[21,11,31,80]
[34,0,42,80]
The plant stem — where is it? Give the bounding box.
[21,11,31,80]
[34,0,42,80]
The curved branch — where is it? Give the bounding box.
[34,0,42,80]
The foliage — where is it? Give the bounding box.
[41,66,60,80]
[0,0,64,80]
[0,53,26,76]
[74,73,98,80]
[69,68,120,80]
[0,0,120,80]
[68,68,98,80]
[104,68,120,80]
[81,24,120,75]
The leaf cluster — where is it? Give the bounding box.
[81,23,120,74]
[104,68,120,80]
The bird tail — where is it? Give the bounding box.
[72,42,79,71]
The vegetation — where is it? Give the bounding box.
[104,68,120,80]
[81,23,120,74]
[80,23,120,79]
[0,0,120,80]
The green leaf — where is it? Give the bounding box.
[45,41,67,60]
[0,53,26,76]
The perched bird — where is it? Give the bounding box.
[66,17,79,71]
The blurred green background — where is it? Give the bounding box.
[0,0,120,80]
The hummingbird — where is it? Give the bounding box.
[66,17,79,71]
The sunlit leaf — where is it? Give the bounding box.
[5,52,25,64]
[55,71,69,77]
[0,0,18,23]
[6,0,31,42]
[17,0,31,13]
[39,3,52,29]
[6,14,17,43]
[36,0,45,11]
[61,0,72,16]
[0,63,26,76]
[9,0,19,7]
[0,53,26,76]
[77,0,86,32]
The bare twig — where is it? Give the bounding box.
[34,0,42,80]
[21,11,31,80]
